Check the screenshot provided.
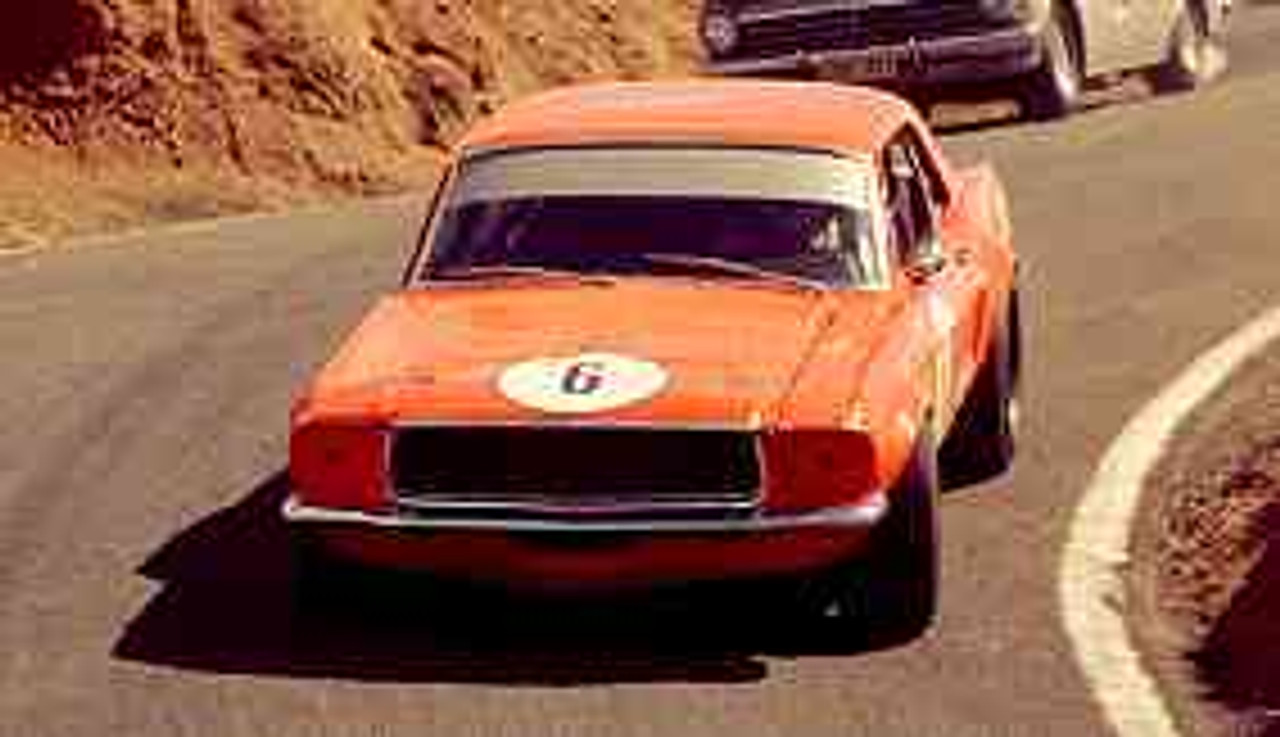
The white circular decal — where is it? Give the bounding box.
[497,352,669,414]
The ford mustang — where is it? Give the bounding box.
[285,80,1021,640]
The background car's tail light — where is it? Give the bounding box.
[289,423,388,510]
[763,429,878,511]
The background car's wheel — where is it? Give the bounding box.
[940,287,1021,486]
[1149,1,1227,93]
[1021,5,1082,121]
[818,424,940,645]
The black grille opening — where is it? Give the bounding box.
[726,2,1012,59]
[391,426,761,509]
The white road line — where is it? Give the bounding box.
[1060,304,1280,737]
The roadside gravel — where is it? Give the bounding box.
[1134,347,1280,736]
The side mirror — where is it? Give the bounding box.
[906,248,947,284]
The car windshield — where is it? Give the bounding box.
[417,147,881,289]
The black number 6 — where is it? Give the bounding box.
[561,360,606,395]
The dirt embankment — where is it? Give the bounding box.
[0,0,699,247]
[1137,349,1280,736]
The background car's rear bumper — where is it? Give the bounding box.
[709,25,1044,86]
[283,494,887,588]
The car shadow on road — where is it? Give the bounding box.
[924,78,1165,138]
[1190,498,1280,734]
[114,472,905,685]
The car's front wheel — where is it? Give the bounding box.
[1021,5,1083,120]
[289,528,367,611]
[1149,1,1228,93]
[817,423,940,644]
[940,288,1021,486]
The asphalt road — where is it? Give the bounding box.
[4,8,1280,735]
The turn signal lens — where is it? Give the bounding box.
[979,0,1035,21]
[763,429,877,511]
[289,423,388,510]
[702,12,739,55]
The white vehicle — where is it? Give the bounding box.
[701,0,1231,119]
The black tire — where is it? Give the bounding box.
[902,89,935,121]
[1148,3,1225,93]
[1021,6,1082,121]
[820,424,941,644]
[289,528,365,611]
[940,289,1021,485]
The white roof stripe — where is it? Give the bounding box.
[451,147,874,209]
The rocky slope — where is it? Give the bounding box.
[0,0,699,246]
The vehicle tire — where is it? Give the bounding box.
[1021,6,1082,121]
[289,528,363,611]
[903,89,935,121]
[1148,2,1226,93]
[820,424,941,645]
[940,288,1021,485]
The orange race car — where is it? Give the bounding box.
[285,79,1021,639]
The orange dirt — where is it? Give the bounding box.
[1136,349,1280,736]
[0,0,700,246]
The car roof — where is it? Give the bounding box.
[457,79,919,158]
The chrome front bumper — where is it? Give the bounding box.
[709,25,1045,86]
[282,493,888,534]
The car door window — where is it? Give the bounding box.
[794,206,884,287]
[884,128,945,274]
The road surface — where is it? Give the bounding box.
[4,7,1280,735]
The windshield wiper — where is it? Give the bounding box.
[426,265,614,285]
[637,253,827,292]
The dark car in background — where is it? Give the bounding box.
[700,0,1230,119]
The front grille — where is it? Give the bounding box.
[391,426,761,512]
[725,0,1009,60]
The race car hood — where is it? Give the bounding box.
[297,280,893,428]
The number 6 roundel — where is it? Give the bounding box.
[497,352,669,414]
